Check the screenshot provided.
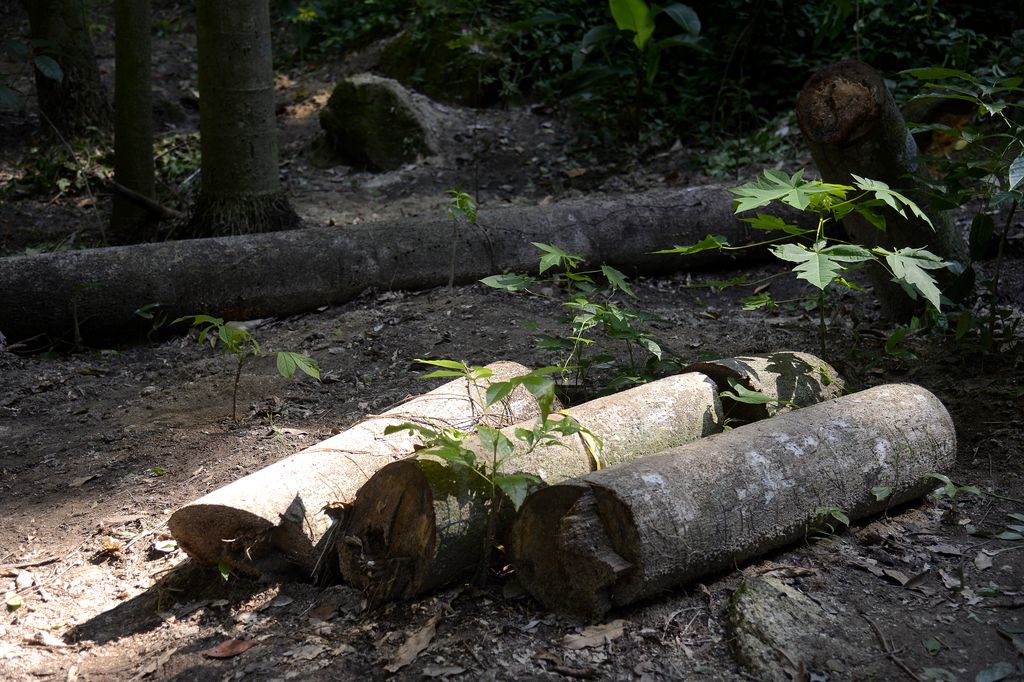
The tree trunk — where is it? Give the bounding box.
[22,0,111,138]
[511,383,955,620]
[0,185,809,346]
[796,60,969,321]
[336,373,724,602]
[684,351,844,425]
[167,361,543,579]
[188,0,298,237]
[110,0,155,242]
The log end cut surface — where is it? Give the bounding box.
[796,60,885,145]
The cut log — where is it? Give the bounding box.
[684,351,843,425]
[168,360,542,578]
[511,383,956,620]
[796,60,968,320]
[0,185,815,344]
[336,373,724,602]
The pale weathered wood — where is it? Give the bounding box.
[511,384,956,620]
[168,361,541,578]
[685,351,843,424]
[0,185,814,344]
[337,373,724,602]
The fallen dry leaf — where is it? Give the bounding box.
[975,551,994,571]
[203,638,258,659]
[285,643,326,661]
[15,571,34,590]
[927,543,963,556]
[308,605,338,621]
[385,615,439,673]
[562,619,626,650]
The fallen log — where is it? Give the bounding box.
[168,360,542,578]
[0,185,814,344]
[336,372,724,603]
[511,383,956,620]
[684,351,843,424]
[796,60,968,320]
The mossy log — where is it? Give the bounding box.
[0,185,813,345]
[167,361,540,579]
[684,351,843,425]
[511,383,956,620]
[796,60,968,320]
[336,373,724,603]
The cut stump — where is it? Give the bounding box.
[337,373,724,602]
[168,361,541,578]
[511,383,956,620]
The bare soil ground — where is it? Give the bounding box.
[3,3,1024,681]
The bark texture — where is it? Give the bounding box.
[0,185,808,345]
[511,383,956,620]
[110,0,155,241]
[796,60,968,320]
[684,351,843,425]
[22,0,111,137]
[336,373,723,602]
[167,361,541,578]
[187,0,297,236]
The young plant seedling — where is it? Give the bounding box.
[175,315,320,421]
[658,170,950,357]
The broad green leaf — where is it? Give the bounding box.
[276,352,319,380]
[0,84,20,109]
[997,531,1023,541]
[5,593,23,610]
[415,358,467,371]
[3,38,30,60]
[879,247,949,311]
[532,242,581,274]
[477,424,514,459]
[600,265,636,298]
[771,242,843,290]
[609,0,655,51]
[740,213,803,234]
[741,292,775,310]
[901,67,972,80]
[480,273,534,292]
[922,637,942,656]
[872,485,893,501]
[970,213,995,260]
[721,377,774,404]
[1009,153,1024,191]
[822,243,874,262]
[521,374,556,417]
[653,234,728,255]
[851,175,933,228]
[32,55,63,82]
[574,24,619,70]
[661,3,700,34]
[731,169,849,213]
[495,474,541,511]
[640,336,662,359]
[485,380,515,407]
[975,662,1016,682]
[218,561,232,581]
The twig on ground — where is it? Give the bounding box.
[862,613,924,682]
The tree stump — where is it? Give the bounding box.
[511,383,956,620]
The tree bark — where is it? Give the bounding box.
[188,0,298,237]
[167,361,542,579]
[22,0,111,138]
[684,351,844,425]
[511,383,956,620]
[0,185,810,345]
[796,60,968,321]
[110,0,155,242]
[336,373,724,602]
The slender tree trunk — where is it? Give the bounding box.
[22,0,111,138]
[110,0,155,242]
[189,0,298,237]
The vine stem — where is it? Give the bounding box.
[818,289,827,359]
[232,359,243,421]
[988,199,1018,343]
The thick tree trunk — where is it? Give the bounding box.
[22,0,111,138]
[188,0,298,237]
[511,384,956,620]
[0,185,809,345]
[110,0,155,242]
[684,351,843,425]
[796,60,968,321]
[336,373,724,602]
[167,361,542,579]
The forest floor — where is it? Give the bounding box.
[3,3,1024,681]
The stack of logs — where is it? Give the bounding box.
[169,351,955,620]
